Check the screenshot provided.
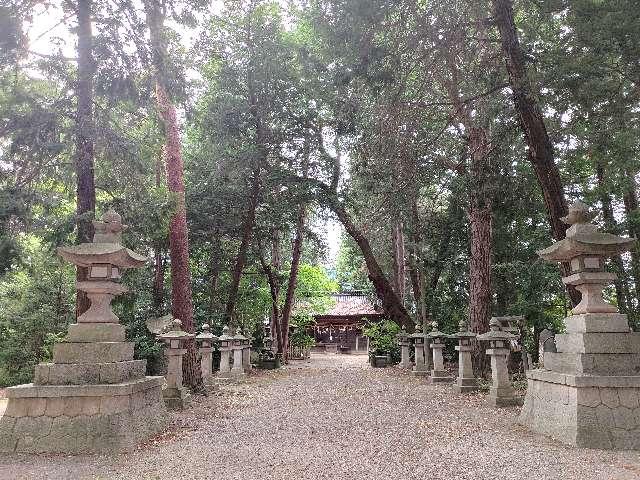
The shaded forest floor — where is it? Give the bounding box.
[2,354,640,479]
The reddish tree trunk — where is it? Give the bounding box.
[492,0,580,306]
[623,177,640,311]
[468,127,493,376]
[74,0,96,318]
[145,0,201,390]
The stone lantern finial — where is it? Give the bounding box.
[561,200,596,226]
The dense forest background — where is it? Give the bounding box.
[1,0,639,387]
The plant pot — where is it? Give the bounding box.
[370,355,388,368]
[258,358,280,370]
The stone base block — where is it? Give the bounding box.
[430,370,453,383]
[411,369,429,377]
[453,377,478,393]
[519,369,640,449]
[34,360,146,385]
[163,386,190,410]
[565,313,630,333]
[53,342,134,364]
[489,395,522,407]
[66,323,126,343]
[0,377,167,453]
[555,332,640,354]
[544,352,640,376]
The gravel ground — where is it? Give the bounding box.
[2,354,640,480]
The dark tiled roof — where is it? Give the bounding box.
[315,296,382,318]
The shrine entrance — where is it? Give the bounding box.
[308,293,384,354]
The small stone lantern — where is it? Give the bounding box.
[477,318,519,407]
[159,319,194,410]
[242,329,253,371]
[196,324,218,387]
[217,325,233,378]
[427,322,453,383]
[397,326,412,369]
[231,329,246,376]
[410,324,428,376]
[450,319,477,393]
[263,334,274,352]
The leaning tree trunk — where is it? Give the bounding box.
[224,168,260,324]
[145,0,202,390]
[492,0,580,307]
[74,0,96,318]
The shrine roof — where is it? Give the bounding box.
[314,295,383,319]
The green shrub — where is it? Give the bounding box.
[362,319,400,363]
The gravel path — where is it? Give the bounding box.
[2,354,640,480]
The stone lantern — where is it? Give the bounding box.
[520,201,640,449]
[478,318,519,407]
[410,324,428,376]
[196,324,218,387]
[159,319,194,409]
[450,319,477,393]
[397,326,412,369]
[217,326,233,378]
[0,210,167,453]
[427,322,453,383]
[263,334,274,352]
[231,329,246,376]
[242,328,253,371]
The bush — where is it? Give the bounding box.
[362,319,400,363]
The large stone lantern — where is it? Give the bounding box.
[0,210,167,453]
[519,201,640,449]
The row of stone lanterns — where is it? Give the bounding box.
[397,316,522,407]
[158,321,254,409]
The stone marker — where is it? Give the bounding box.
[159,319,194,410]
[231,329,246,376]
[196,324,218,387]
[519,200,640,449]
[0,210,167,454]
[427,322,453,383]
[217,326,233,378]
[397,327,412,369]
[410,324,428,376]
[450,319,478,393]
[478,318,520,407]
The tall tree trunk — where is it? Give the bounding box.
[74,0,96,318]
[596,163,629,313]
[208,227,223,317]
[492,0,580,307]
[258,251,283,355]
[468,127,493,377]
[391,221,406,302]
[224,168,260,324]
[152,151,166,316]
[145,0,201,390]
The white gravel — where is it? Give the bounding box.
[2,354,640,480]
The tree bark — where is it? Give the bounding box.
[258,251,283,355]
[224,168,260,324]
[492,0,580,307]
[623,175,640,311]
[391,221,406,302]
[207,227,223,317]
[74,0,96,318]
[145,0,201,390]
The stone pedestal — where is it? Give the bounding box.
[217,326,233,379]
[196,324,218,387]
[410,324,428,377]
[519,201,640,449]
[428,323,452,383]
[231,346,245,376]
[452,321,478,393]
[0,210,167,453]
[160,320,193,410]
[397,328,412,369]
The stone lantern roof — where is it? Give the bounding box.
[426,322,448,340]
[195,324,218,343]
[409,323,425,339]
[160,319,194,342]
[57,209,148,268]
[219,325,233,342]
[477,318,518,342]
[537,201,635,262]
[449,319,476,340]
